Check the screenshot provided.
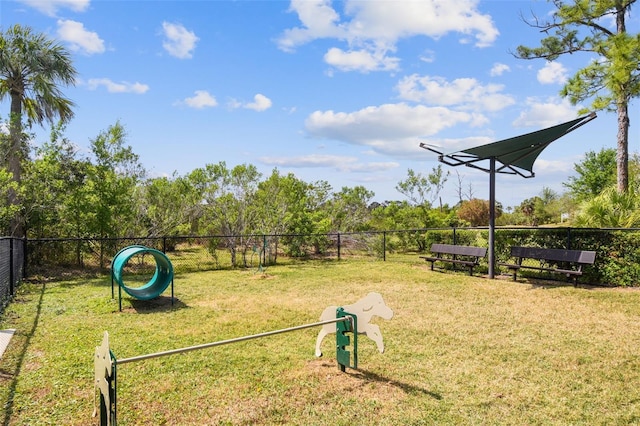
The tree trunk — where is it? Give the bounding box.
[615,3,629,194]
[616,100,629,193]
[8,92,24,237]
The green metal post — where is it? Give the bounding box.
[335,308,358,371]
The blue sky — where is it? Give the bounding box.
[1,0,638,208]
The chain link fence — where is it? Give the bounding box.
[5,227,640,293]
[24,230,438,277]
[0,237,25,312]
[22,227,604,272]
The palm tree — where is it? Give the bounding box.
[0,24,77,237]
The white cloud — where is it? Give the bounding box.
[347,161,399,173]
[86,78,149,94]
[396,74,515,112]
[534,158,574,173]
[19,0,89,17]
[262,154,357,168]
[277,0,347,52]
[161,22,199,59]
[259,154,399,173]
[344,0,498,46]
[304,103,478,159]
[419,50,436,63]
[57,19,105,55]
[512,97,579,128]
[178,90,218,109]
[228,94,273,111]
[245,94,273,111]
[324,47,399,73]
[277,0,498,73]
[537,61,568,84]
[490,63,510,76]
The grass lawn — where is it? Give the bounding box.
[2,258,640,425]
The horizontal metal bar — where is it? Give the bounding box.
[117,316,351,365]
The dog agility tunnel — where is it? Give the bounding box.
[111,245,174,300]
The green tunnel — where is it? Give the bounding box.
[111,245,173,300]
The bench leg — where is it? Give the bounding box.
[430,261,435,271]
[512,271,517,281]
[468,266,473,276]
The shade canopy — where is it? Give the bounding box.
[420,112,597,178]
[419,112,597,279]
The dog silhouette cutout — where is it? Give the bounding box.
[315,292,393,357]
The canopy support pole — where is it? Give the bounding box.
[489,157,496,279]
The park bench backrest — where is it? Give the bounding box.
[510,246,596,264]
[431,243,487,258]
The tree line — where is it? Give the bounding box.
[0,119,453,240]
[1,115,637,245]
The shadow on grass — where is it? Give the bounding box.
[1,282,45,426]
[489,271,610,289]
[125,296,188,314]
[494,274,613,290]
[353,368,442,400]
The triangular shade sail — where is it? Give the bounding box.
[421,112,596,177]
[419,112,597,279]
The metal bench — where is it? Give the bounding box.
[419,243,487,276]
[498,246,596,285]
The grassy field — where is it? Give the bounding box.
[2,258,640,425]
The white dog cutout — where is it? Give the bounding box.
[315,292,393,357]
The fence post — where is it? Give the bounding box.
[566,227,572,250]
[9,238,14,296]
[262,235,267,266]
[21,237,27,280]
[337,233,341,260]
[453,227,457,245]
[383,232,386,261]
